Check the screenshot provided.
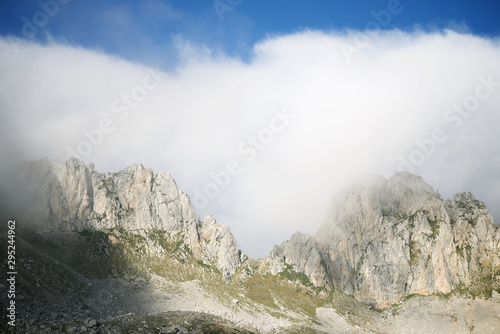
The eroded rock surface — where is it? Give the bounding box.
[265,172,500,308]
[5,157,246,278]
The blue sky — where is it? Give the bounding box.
[1,1,500,257]
[1,0,499,68]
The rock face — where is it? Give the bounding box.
[195,215,248,279]
[3,152,499,309]
[265,172,500,308]
[22,158,198,232]
[6,157,246,278]
[260,232,331,289]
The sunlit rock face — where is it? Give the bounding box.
[7,157,246,278]
[260,231,331,289]
[266,172,499,309]
[22,158,198,231]
[3,151,499,308]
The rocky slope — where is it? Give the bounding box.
[2,227,499,334]
[260,231,331,289]
[265,172,500,309]
[1,156,499,333]
[3,157,246,278]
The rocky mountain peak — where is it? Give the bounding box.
[266,173,499,309]
[2,157,246,279]
[260,231,331,289]
[2,150,499,313]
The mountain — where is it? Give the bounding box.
[1,155,499,333]
[264,172,500,309]
[8,157,247,279]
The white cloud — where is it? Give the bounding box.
[0,29,499,257]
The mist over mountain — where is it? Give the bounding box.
[0,152,498,332]
[1,1,500,332]
[1,29,500,258]
[266,172,499,309]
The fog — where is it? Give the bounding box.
[0,29,499,257]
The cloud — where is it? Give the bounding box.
[0,29,499,257]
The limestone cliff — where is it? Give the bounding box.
[3,153,499,309]
[5,157,246,278]
[265,172,500,308]
[260,232,331,289]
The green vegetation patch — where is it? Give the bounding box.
[77,228,109,243]
[98,178,117,198]
[455,243,473,262]
[243,273,327,316]
[409,240,421,266]
[329,289,384,329]
[279,263,313,287]
[427,218,441,240]
[148,229,170,249]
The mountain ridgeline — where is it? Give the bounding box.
[3,157,500,310]
[264,173,500,308]
[2,157,247,279]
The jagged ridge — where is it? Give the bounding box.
[265,172,500,308]
[3,155,499,310]
[4,157,247,279]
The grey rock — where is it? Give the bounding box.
[9,157,245,278]
[265,172,500,309]
[192,214,248,278]
[260,231,331,289]
[86,319,97,327]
